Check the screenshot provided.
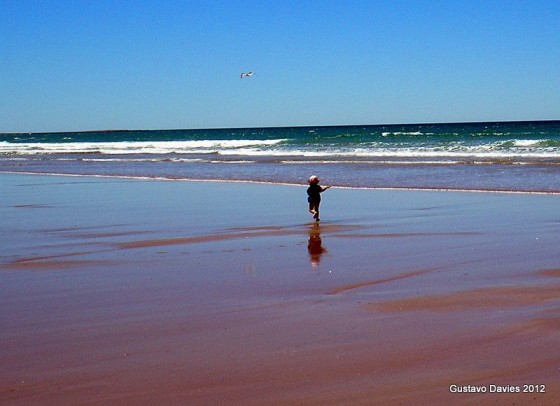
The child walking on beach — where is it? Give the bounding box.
[307,175,331,222]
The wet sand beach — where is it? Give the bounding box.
[1,173,559,405]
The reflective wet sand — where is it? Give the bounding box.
[1,174,559,405]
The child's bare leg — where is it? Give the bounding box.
[309,203,316,215]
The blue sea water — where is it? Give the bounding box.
[1,121,560,193]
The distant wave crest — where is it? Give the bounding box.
[0,139,287,155]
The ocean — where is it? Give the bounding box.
[1,121,560,193]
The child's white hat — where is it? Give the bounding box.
[308,175,319,184]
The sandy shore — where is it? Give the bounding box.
[1,173,559,405]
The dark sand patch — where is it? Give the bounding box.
[224,225,291,232]
[538,268,560,277]
[45,224,133,233]
[2,259,112,270]
[43,224,148,240]
[115,230,302,249]
[331,231,481,239]
[61,230,150,239]
[368,284,560,312]
[224,224,370,233]
[2,250,115,271]
[115,224,369,249]
[10,251,108,264]
[13,204,52,209]
[328,268,441,295]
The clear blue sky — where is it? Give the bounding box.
[1,0,559,133]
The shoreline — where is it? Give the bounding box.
[2,173,559,405]
[2,170,560,195]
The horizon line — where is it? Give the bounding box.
[2,118,559,136]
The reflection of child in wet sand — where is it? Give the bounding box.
[308,224,327,267]
[307,175,331,222]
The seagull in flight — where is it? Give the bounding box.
[240,71,255,79]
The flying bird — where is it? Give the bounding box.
[240,71,254,79]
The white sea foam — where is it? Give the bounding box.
[0,139,286,155]
[219,146,560,160]
[511,139,546,147]
[2,138,559,162]
[381,131,424,136]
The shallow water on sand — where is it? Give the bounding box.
[2,174,560,405]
